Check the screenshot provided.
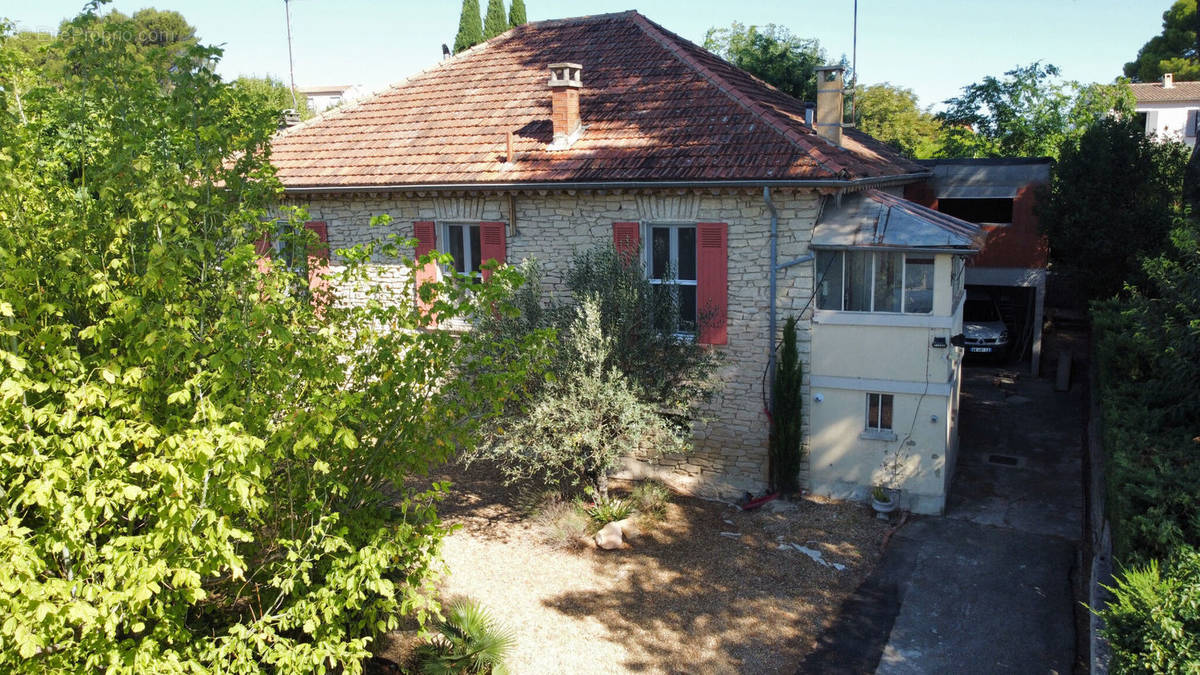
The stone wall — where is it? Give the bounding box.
[285,188,820,499]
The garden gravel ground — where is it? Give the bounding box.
[378,464,889,674]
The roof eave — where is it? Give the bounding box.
[279,171,933,195]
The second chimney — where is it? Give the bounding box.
[814,65,845,146]
[1163,72,1175,88]
[548,62,583,149]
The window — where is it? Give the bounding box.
[816,250,935,314]
[442,223,482,276]
[866,393,894,431]
[937,198,1014,225]
[646,224,698,330]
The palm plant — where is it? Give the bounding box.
[414,597,515,674]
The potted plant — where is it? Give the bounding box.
[870,485,896,518]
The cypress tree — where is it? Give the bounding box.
[508,0,527,28]
[484,0,508,39]
[453,0,484,54]
[769,316,805,495]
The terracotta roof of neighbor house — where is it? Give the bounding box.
[271,11,925,190]
[1130,80,1200,103]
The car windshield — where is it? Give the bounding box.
[964,299,1000,322]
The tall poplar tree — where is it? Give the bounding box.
[508,0,527,28]
[453,0,484,53]
[484,0,508,39]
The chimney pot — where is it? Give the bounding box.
[814,65,845,146]
[1163,72,1175,88]
[548,63,584,149]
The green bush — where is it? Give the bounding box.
[630,480,672,521]
[769,315,805,495]
[582,488,635,525]
[413,597,515,674]
[1100,547,1200,673]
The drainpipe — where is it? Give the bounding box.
[763,186,815,414]
[766,185,778,413]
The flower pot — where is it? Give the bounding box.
[871,492,897,519]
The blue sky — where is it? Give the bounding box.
[5,0,1169,110]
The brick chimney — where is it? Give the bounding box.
[1163,72,1175,88]
[548,62,583,149]
[814,65,845,146]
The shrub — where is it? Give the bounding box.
[630,480,672,520]
[1100,547,1200,673]
[531,498,590,549]
[769,315,805,495]
[582,488,635,525]
[413,597,515,675]
[476,297,687,497]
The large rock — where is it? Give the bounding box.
[613,518,640,541]
[594,521,624,549]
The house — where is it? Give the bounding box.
[905,158,1051,374]
[269,11,983,514]
[1130,73,1200,147]
[296,84,364,112]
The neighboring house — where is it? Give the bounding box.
[1130,73,1200,148]
[297,84,364,112]
[269,11,983,514]
[906,159,1051,374]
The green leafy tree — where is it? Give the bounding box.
[853,83,943,158]
[0,8,540,672]
[233,75,312,120]
[1100,547,1200,673]
[939,63,1135,159]
[508,0,527,28]
[1125,0,1200,82]
[703,22,826,101]
[453,0,484,53]
[483,0,508,39]
[1039,115,1189,300]
[475,247,721,497]
[769,316,804,494]
[478,298,687,497]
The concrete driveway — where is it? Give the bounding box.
[799,365,1084,674]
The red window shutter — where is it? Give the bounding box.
[304,221,330,307]
[413,221,438,321]
[254,231,272,274]
[479,221,507,281]
[696,222,728,345]
[612,222,640,264]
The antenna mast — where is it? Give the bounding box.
[285,0,298,110]
[850,0,858,126]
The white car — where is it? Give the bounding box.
[962,294,1009,356]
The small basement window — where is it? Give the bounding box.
[938,198,1014,226]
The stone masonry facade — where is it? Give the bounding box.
[285,188,820,499]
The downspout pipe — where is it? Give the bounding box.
[764,186,815,415]
[766,186,778,414]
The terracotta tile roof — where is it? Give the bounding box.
[271,11,925,189]
[1130,80,1200,103]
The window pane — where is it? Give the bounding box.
[677,227,696,280]
[651,227,670,279]
[880,394,893,429]
[816,251,843,310]
[904,257,934,314]
[469,225,481,274]
[678,284,697,329]
[874,252,903,312]
[845,252,872,311]
[448,225,465,273]
[867,393,880,429]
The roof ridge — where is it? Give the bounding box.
[627,12,850,178]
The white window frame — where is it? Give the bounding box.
[817,250,935,315]
[440,221,482,278]
[643,222,698,331]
